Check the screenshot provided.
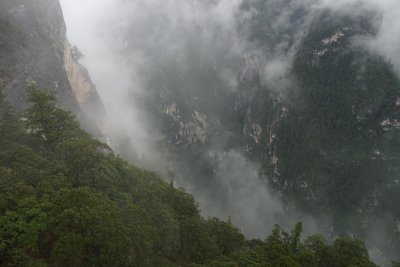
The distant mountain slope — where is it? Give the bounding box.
[112,0,400,262]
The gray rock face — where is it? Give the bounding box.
[0,0,104,134]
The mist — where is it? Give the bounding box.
[60,0,400,258]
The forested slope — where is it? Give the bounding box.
[0,85,380,266]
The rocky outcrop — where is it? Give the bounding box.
[63,40,104,125]
[0,0,104,135]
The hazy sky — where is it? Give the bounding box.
[60,0,118,97]
[60,0,113,48]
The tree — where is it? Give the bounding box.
[48,188,133,266]
[0,198,50,266]
[206,218,245,256]
[25,84,80,147]
[322,237,377,267]
[71,45,85,60]
[0,87,22,146]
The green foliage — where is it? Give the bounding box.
[206,218,245,256]
[0,86,379,266]
[0,198,50,266]
[0,88,23,147]
[48,188,133,266]
[197,222,377,267]
[25,84,81,148]
[321,238,376,267]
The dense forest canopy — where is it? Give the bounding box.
[0,85,383,266]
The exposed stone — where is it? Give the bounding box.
[244,122,263,144]
[63,40,104,121]
[176,110,208,144]
[322,31,345,45]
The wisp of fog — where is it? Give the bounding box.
[60,1,400,258]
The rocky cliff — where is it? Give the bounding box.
[63,39,104,127]
[0,0,104,134]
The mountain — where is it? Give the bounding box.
[1,0,399,265]
[0,3,378,265]
[0,0,104,135]
[110,0,400,263]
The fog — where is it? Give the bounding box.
[60,0,400,259]
[61,0,302,238]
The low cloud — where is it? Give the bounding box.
[60,0,400,246]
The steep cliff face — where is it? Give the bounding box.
[63,40,104,125]
[0,0,104,134]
